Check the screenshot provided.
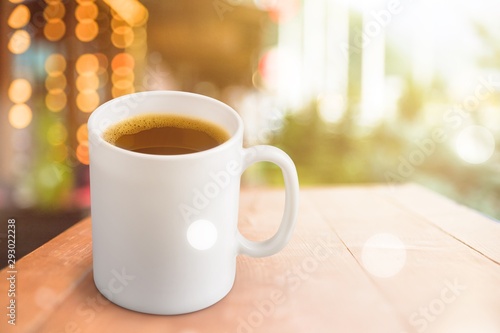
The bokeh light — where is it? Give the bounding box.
[46,91,67,112]
[51,144,69,163]
[43,2,66,20]
[76,73,99,91]
[111,53,135,70]
[362,233,407,278]
[76,124,88,144]
[47,122,68,146]
[76,54,99,74]
[111,17,127,30]
[111,26,134,48]
[187,220,218,250]
[8,30,31,54]
[44,19,66,42]
[8,79,32,104]
[76,142,89,165]
[75,2,98,21]
[76,53,100,113]
[111,53,135,97]
[8,4,31,29]
[45,54,67,75]
[112,71,134,86]
[111,86,135,98]
[111,14,135,48]
[8,104,33,129]
[455,125,496,164]
[75,0,99,43]
[76,90,100,113]
[45,53,67,112]
[45,74,67,93]
[43,1,66,42]
[104,0,148,27]
[75,19,99,42]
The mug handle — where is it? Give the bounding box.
[237,145,299,257]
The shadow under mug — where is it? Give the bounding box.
[88,91,299,315]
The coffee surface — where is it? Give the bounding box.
[103,113,230,155]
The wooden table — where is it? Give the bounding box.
[2,184,500,333]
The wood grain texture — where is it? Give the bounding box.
[1,184,499,333]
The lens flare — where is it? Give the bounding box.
[187,220,218,250]
[455,125,495,164]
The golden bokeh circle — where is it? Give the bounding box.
[112,71,134,85]
[47,122,68,146]
[76,73,99,91]
[76,90,100,113]
[8,4,31,29]
[111,28,134,49]
[45,53,67,75]
[112,86,135,98]
[111,17,127,30]
[44,19,66,42]
[76,142,89,165]
[111,53,135,71]
[45,74,67,93]
[45,0,65,5]
[8,104,32,129]
[51,144,68,163]
[75,20,99,42]
[43,3,66,21]
[112,66,134,77]
[113,79,133,90]
[76,124,88,144]
[75,3,98,21]
[8,30,31,54]
[8,79,32,104]
[76,54,99,74]
[9,0,25,4]
[46,91,67,112]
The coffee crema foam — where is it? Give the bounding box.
[103,113,229,145]
[102,113,231,155]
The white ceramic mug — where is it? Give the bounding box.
[88,91,299,315]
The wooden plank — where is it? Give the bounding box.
[18,189,408,333]
[379,183,500,264]
[1,185,499,333]
[306,186,500,333]
[0,218,93,333]
[235,188,412,333]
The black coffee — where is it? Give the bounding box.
[103,113,230,155]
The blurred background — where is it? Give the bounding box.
[1,0,499,257]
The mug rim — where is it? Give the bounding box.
[88,90,244,160]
